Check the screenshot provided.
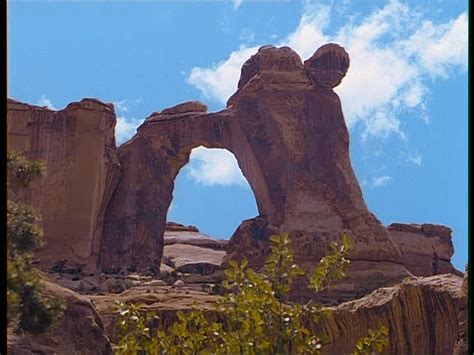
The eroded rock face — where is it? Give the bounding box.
[304,43,350,88]
[7,98,121,272]
[388,223,462,277]
[98,44,413,302]
[162,222,227,275]
[453,270,468,355]
[91,273,464,355]
[316,274,464,355]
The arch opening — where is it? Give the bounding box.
[166,146,258,239]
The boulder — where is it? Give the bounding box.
[164,244,226,275]
[164,222,228,250]
[304,43,350,88]
[8,278,112,354]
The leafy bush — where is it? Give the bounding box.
[116,233,389,354]
[7,150,64,334]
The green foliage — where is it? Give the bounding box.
[310,234,352,292]
[353,326,389,355]
[7,150,63,334]
[116,233,388,355]
[7,150,45,188]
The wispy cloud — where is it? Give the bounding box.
[111,98,145,144]
[115,116,144,145]
[371,175,392,187]
[37,95,56,110]
[231,0,243,10]
[185,147,248,187]
[187,46,259,104]
[112,97,143,113]
[186,1,467,141]
[406,153,422,167]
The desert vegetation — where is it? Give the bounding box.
[7,151,64,334]
[115,233,388,354]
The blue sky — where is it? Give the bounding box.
[8,0,468,270]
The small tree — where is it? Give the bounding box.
[7,150,63,334]
[115,233,389,354]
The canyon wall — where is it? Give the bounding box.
[7,98,121,271]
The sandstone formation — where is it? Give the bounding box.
[7,43,461,302]
[7,98,121,272]
[8,276,112,354]
[388,223,463,277]
[316,274,464,355]
[304,43,350,88]
[90,273,464,355]
[162,222,227,276]
[164,222,227,250]
[90,283,221,345]
[97,43,412,301]
[453,270,468,355]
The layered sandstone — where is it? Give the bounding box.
[163,223,227,275]
[388,223,462,277]
[7,98,121,271]
[98,44,412,301]
[316,274,464,355]
[92,273,464,355]
[453,270,468,354]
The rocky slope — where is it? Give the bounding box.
[89,273,465,355]
[8,276,112,354]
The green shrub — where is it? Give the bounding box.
[115,233,389,354]
[7,150,64,335]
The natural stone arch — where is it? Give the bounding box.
[98,105,273,271]
[99,43,411,300]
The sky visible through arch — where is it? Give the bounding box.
[7,0,468,270]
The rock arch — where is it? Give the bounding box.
[98,44,410,300]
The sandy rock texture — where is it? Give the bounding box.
[317,274,464,355]
[388,223,462,277]
[7,98,121,272]
[90,273,464,355]
[98,44,413,301]
[8,277,112,355]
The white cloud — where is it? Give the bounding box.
[406,153,422,167]
[232,0,242,10]
[112,97,143,113]
[185,147,248,187]
[115,116,144,145]
[187,46,259,105]
[403,13,468,78]
[186,0,467,141]
[283,2,330,59]
[372,175,392,187]
[37,95,56,110]
[112,98,145,144]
